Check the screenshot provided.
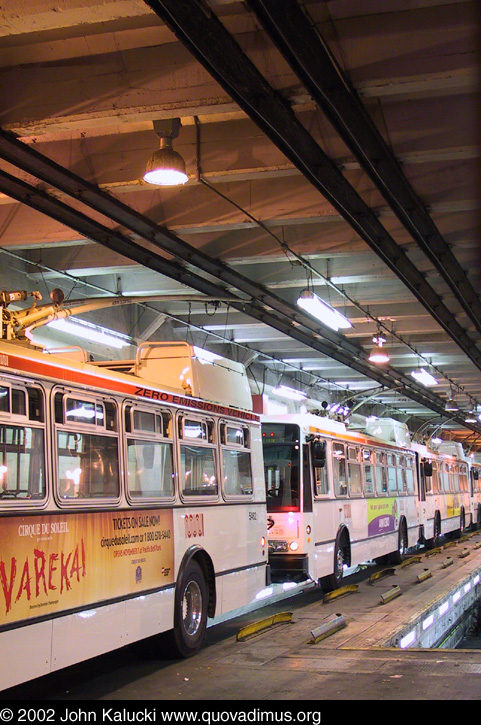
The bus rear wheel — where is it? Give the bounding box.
[170,559,208,658]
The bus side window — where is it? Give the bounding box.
[423,461,433,494]
[376,452,387,494]
[387,454,397,493]
[302,445,312,511]
[221,423,253,498]
[311,438,328,495]
[0,425,46,500]
[314,464,328,495]
[347,446,362,496]
[179,415,218,497]
[126,405,174,499]
[56,393,120,501]
[0,384,46,501]
[405,457,415,493]
[362,449,375,495]
[431,461,440,493]
[333,442,347,497]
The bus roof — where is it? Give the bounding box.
[0,338,258,421]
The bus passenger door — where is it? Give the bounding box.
[417,455,431,541]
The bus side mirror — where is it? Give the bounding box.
[474,469,479,480]
[312,439,326,468]
[67,433,79,453]
[423,461,433,477]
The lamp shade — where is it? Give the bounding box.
[368,336,389,364]
[369,345,389,364]
[143,142,188,186]
[445,398,458,412]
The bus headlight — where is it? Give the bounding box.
[268,540,288,553]
[289,541,299,551]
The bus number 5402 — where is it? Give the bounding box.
[185,513,205,538]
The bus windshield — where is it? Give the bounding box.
[262,423,300,512]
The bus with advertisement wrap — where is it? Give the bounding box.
[261,412,480,589]
[262,413,421,590]
[0,291,268,691]
[413,439,473,543]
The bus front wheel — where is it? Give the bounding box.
[170,559,208,658]
[321,530,350,593]
[433,513,442,546]
[388,519,408,565]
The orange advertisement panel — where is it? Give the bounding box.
[0,509,174,627]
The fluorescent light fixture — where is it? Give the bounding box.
[47,317,132,349]
[410,368,438,387]
[297,289,352,332]
[272,385,307,401]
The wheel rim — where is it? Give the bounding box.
[335,544,345,579]
[182,580,203,636]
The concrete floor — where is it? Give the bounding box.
[3,533,481,702]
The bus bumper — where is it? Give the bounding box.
[269,553,309,581]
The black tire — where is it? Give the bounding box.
[321,530,349,592]
[388,519,408,565]
[171,559,208,658]
[452,508,465,539]
[433,512,442,546]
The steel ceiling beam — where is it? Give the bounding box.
[0,164,472,427]
[245,0,481,335]
[0,128,364,359]
[142,0,481,374]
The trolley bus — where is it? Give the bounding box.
[414,440,473,544]
[262,413,422,590]
[470,453,481,529]
[0,308,268,690]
